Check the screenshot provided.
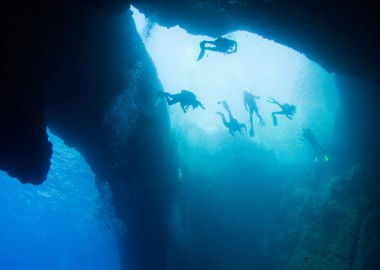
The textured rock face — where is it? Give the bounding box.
[0,2,52,184]
[279,164,380,270]
[133,0,380,81]
[42,5,178,270]
[2,0,379,182]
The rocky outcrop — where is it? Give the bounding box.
[2,0,379,181]
[133,0,380,82]
[2,1,177,269]
[279,164,380,270]
[42,5,178,270]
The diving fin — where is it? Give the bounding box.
[250,127,254,137]
[221,100,231,113]
[272,115,278,126]
[324,155,329,162]
[153,97,163,107]
[197,49,205,61]
[151,92,164,107]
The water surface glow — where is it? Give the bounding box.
[132,6,339,164]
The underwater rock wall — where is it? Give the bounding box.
[280,164,380,270]
[334,75,380,165]
[175,151,380,270]
[133,0,380,82]
[0,1,53,184]
[44,7,178,270]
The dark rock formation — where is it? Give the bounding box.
[42,5,178,270]
[2,1,177,269]
[133,0,380,82]
[2,0,379,183]
[277,164,380,270]
[0,1,53,184]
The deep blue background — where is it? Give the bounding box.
[0,132,121,270]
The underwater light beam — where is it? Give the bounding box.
[131,6,339,163]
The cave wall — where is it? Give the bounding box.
[2,0,379,191]
[2,1,178,269]
[42,5,178,270]
[0,0,53,184]
[133,0,380,82]
[334,75,380,164]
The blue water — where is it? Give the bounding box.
[0,131,121,270]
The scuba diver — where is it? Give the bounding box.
[197,36,237,61]
[302,128,329,162]
[216,100,247,136]
[243,90,265,137]
[153,90,205,113]
[266,97,296,126]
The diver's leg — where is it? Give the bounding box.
[249,108,254,137]
[249,108,254,129]
[314,142,327,159]
[162,92,174,98]
[254,109,265,126]
[221,100,233,121]
[197,41,207,61]
[216,112,228,128]
[165,93,183,105]
[272,111,282,126]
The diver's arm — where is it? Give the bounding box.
[181,104,187,113]
[253,95,260,99]
[286,114,293,119]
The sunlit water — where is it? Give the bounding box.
[0,132,121,270]
[132,6,339,165]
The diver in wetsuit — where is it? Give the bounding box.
[216,100,247,136]
[154,90,205,113]
[243,90,265,137]
[302,128,329,162]
[266,97,296,126]
[197,36,237,61]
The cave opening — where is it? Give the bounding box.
[128,7,353,269]
[131,6,339,164]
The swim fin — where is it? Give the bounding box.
[250,127,254,137]
[153,97,163,107]
[221,100,231,112]
[151,92,164,107]
[272,115,278,126]
[197,49,205,61]
[324,155,329,162]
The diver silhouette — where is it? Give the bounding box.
[197,36,237,61]
[243,90,265,137]
[153,90,205,113]
[216,100,247,136]
[266,97,296,126]
[302,128,329,162]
